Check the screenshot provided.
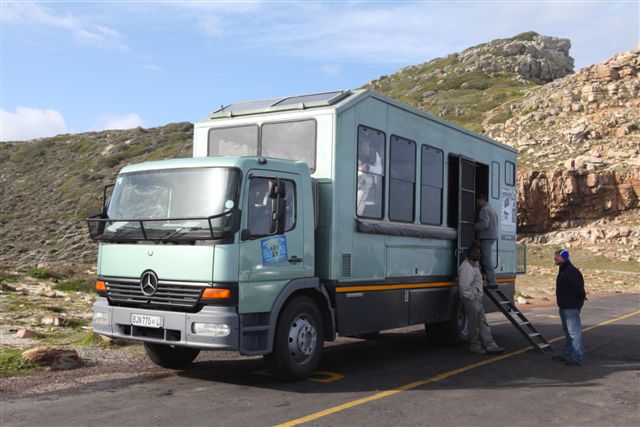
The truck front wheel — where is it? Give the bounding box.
[265,296,324,381]
[144,343,200,369]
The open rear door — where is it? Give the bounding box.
[457,157,476,266]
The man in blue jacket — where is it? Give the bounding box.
[552,249,586,366]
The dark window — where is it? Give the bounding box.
[389,135,416,222]
[208,125,258,157]
[420,145,443,225]
[247,177,295,236]
[491,161,500,199]
[505,161,516,186]
[356,125,385,219]
[261,120,317,171]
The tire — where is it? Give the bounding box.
[144,342,200,369]
[265,296,324,381]
[425,297,470,347]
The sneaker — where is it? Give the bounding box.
[551,355,567,362]
[469,347,487,355]
[564,359,583,366]
[486,346,505,354]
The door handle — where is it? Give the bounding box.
[288,256,303,264]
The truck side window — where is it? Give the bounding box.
[420,145,443,225]
[389,135,416,223]
[491,161,500,199]
[356,125,385,219]
[247,177,296,236]
[208,125,259,157]
[505,161,515,186]
[261,120,316,172]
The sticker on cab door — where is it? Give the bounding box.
[260,236,288,265]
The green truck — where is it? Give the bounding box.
[89,90,524,380]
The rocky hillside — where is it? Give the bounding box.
[0,123,192,268]
[487,50,640,172]
[1,32,638,270]
[366,31,574,132]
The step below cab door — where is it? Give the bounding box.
[238,171,305,314]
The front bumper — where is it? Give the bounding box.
[92,297,239,350]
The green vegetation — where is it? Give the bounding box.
[53,278,93,293]
[26,268,52,280]
[0,347,40,377]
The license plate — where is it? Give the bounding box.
[131,313,163,328]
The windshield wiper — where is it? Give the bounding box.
[162,226,208,242]
[104,224,143,241]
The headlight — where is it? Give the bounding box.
[192,322,230,337]
[94,311,110,325]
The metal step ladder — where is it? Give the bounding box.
[485,287,553,353]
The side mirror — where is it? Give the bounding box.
[103,183,115,211]
[268,180,286,198]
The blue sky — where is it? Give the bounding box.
[1,0,638,141]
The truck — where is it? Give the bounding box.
[88,89,525,380]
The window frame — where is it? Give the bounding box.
[246,175,297,238]
[388,134,417,223]
[355,124,386,220]
[419,144,444,226]
[260,118,318,172]
[505,160,516,186]
[491,161,501,199]
[207,124,260,158]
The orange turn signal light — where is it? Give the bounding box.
[201,288,231,299]
[96,280,106,292]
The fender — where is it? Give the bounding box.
[263,277,336,354]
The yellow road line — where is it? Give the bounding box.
[274,309,640,427]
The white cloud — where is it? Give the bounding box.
[0,107,68,141]
[97,113,145,131]
[177,1,638,67]
[2,1,126,49]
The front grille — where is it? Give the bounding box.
[104,277,206,310]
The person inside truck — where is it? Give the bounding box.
[475,193,499,290]
[357,137,383,216]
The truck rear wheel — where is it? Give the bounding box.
[144,343,200,369]
[265,296,324,381]
[425,297,470,347]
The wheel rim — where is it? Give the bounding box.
[457,304,469,338]
[287,314,317,364]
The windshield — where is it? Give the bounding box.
[99,167,241,241]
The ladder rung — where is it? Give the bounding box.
[528,333,541,338]
[518,321,531,326]
[499,300,511,304]
[538,344,552,349]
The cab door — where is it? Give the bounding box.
[238,170,305,313]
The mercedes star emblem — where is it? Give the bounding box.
[140,271,159,296]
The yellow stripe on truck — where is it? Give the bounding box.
[335,276,516,293]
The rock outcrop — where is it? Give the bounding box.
[456,31,574,83]
[518,169,640,232]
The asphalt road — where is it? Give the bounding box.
[3,294,639,427]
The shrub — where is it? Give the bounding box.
[26,268,51,280]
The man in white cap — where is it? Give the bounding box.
[459,244,505,355]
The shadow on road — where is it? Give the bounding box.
[177,320,640,394]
